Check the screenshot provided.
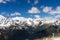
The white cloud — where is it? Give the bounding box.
[28,7,40,14]
[27,0,39,5]
[55,15,60,20]
[27,0,30,3]
[0,0,14,3]
[10,12,21,16]
[43,6,52,13]
[43,6,60,15]
[34,15,40,19]
[0,0,6,3]
[43,16,54,20]
[34,0,39,5]
[55,15,60,18]
[56,6,60,12]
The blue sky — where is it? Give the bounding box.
[0,0,60,18]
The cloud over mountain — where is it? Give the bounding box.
[10,12,21,16]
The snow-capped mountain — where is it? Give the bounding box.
[0,15,60,29]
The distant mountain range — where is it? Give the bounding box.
[0,15,60,30]
[0,15,60,40]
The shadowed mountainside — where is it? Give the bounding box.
[0,24,60,40]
